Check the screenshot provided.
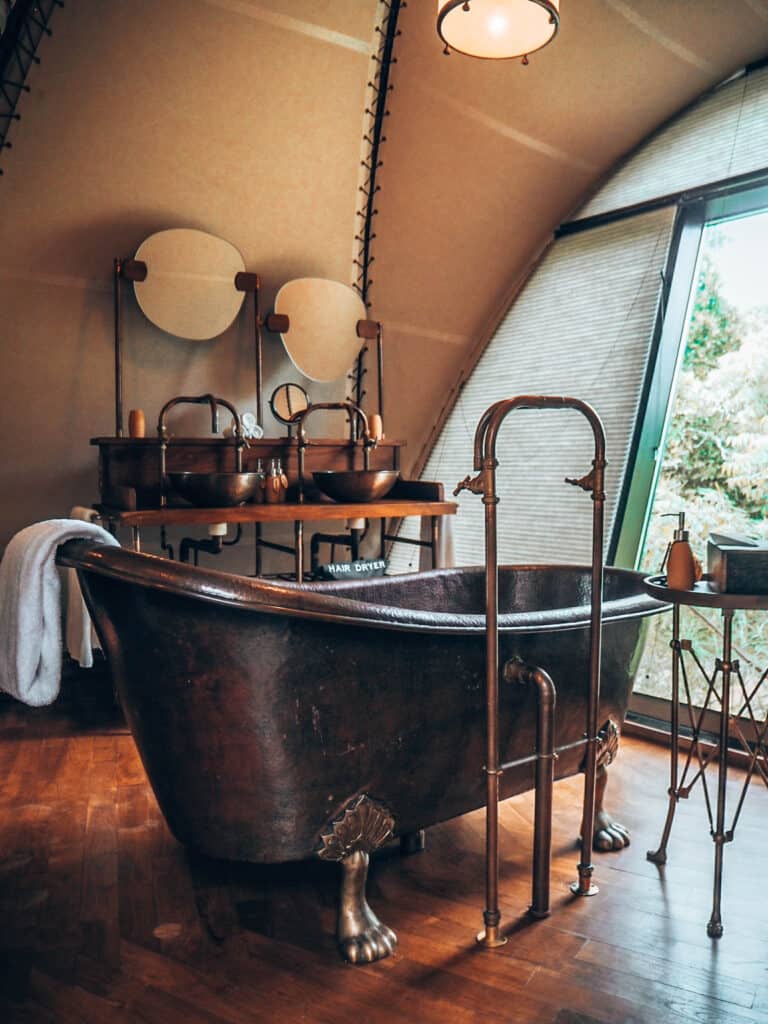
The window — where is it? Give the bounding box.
[391,63,768,732]
[624,187,768,719]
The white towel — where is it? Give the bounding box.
[0,519,119,707]
[65,506,104,668]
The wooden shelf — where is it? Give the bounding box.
[99,499,457,528]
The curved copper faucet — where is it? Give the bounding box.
[289,400,376,503]
[156,394,246,506]
[455,395,607,948]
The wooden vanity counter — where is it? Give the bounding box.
[92,435,404,511]
[98,494,457,581]
[102,497,457,529]
[92,443,457,579]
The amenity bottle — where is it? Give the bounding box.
[664,512,697,590]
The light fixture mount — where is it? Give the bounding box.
[437,0,560,61]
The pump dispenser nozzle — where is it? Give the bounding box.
[661,511,689,542]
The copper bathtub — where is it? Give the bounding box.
[58,540,664,962]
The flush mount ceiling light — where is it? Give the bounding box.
[437,0,560,61]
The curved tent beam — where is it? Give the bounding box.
[0,0,62,176]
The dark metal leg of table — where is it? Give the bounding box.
[648,605,682,866]
[255,523,262,577]
[707,609,734,939]
[350,528,361,561]
[295,520,304,582]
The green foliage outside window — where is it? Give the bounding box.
[636,233,768,716]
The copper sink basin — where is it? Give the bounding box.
[312,470,399,503]
[167,472,261,507]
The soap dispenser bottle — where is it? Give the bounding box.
[265,458,289,504]
[662,512,697,590]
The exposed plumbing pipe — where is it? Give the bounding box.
[179,523,243,565]
[455,394,606,948]
[502,659,556,920]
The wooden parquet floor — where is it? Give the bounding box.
[0,689,767,1024]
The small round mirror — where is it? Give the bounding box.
[269,383,310,424]
[133,228,246,340]
[274,278,366,382]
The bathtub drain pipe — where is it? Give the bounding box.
[503,659,556,919]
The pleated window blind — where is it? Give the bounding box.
[389,66,768,573]
[389,207,676,571]
[580,66,768,219]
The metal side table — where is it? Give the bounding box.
[642,576,768,938]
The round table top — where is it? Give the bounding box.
[643,575,768,611]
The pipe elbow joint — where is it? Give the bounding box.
[503,659,556,705]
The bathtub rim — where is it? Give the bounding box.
[58,539,670,636]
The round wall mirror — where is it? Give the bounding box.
[133,228,246,340]
[269,382,310,424]
[274,278,366,382]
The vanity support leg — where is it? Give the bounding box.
[254,523,262,577]
[350,528,361,561]
[295,520,304,582]
[431,515,440,569]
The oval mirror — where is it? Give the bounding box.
[269,382,310,424]
[274,278,366,382]
[133,228,246,340]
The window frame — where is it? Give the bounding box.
[610,179,768,570]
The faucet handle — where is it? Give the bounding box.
[565,457,606,497]
[454,472,486,497]
[564,469,595,492]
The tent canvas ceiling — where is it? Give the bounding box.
[1,0,767,549]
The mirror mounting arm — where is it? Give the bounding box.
[265,313,289,333]
[119,258,147,283]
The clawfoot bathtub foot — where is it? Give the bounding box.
[592,765,631,851]
[317,793,398,963]
[582,719,631,852]
[338,850,398,963]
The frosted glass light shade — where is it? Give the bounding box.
[437,0,560,60]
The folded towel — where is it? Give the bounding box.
[65,507,103,668]
[0,519,119,706]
